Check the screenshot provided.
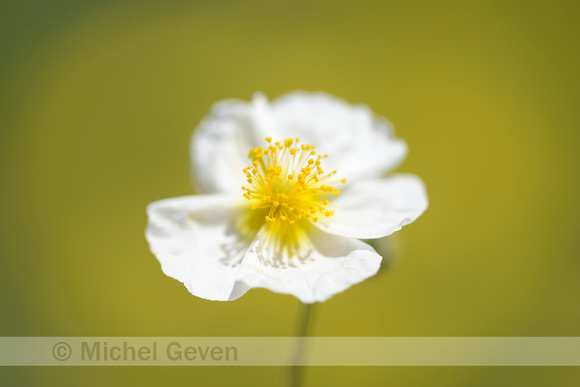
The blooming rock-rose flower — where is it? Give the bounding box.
[146,92,428,303]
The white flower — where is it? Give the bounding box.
[146,92,428,303]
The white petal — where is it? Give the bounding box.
[190,92,408,193]
[271,91,408,181]
[190,95,275,194]
[250,92,279,139]
[146,195,254,301]
[316,174,428,239]
[234,226,382,303]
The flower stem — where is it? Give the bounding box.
[289,302,318,387]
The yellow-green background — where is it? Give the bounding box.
[1,0,579,385]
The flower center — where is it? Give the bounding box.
[242,137,344,224]
[240,137,345,263]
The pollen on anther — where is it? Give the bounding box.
[242,137,344,228]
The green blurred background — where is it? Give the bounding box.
[1,0,579,385]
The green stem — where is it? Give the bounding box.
[289,302,318,387]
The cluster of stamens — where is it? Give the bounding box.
[241,137,345,226]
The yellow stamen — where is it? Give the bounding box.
[240,137,346,261]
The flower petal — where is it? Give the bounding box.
[190,94,274,194]
[316,174,428,239]
[234,226,382,303]
[191,92,409,194]
[271,91,408,181]
[146,195,254,301]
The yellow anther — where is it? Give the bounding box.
[243,137,343,227]
[341,178,347,183]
